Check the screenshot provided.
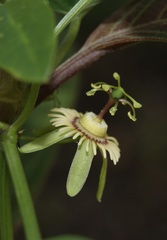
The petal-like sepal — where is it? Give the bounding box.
[66,139,94,197]
[19,130,67,153]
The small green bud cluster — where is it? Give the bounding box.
[86,72,142,121]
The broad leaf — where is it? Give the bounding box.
[0,0,56,83]
[37,0,167,103]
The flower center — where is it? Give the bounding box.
[79,112,108,137]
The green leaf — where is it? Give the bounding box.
[82,0,167,47]
[0,0,56,83]
[39,0,167,99]
[66,140,94,197]
[13,77,81,227]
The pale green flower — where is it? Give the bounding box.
[49,108,120,200]
[19,107,120,201]
[49,108,120,163]
[19,72,142,201]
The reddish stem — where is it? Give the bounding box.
[97,97,116,120]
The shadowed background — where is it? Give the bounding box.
[16,1,167,239]
[34,42,167,240]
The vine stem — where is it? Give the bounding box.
[0,83,41,240]
[55,18,81,66]
[0,151,13,240]
[54,0,93,36]
[1,137,41,240]
[11,84,40,132]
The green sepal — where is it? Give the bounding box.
[19,130,66,153]
[109,105,117,116]
[133,100,142,109]
[101,84,111,92]
[113,72,121,86]
[96,157,107,202]
[109,101,118,116]
[127,111,137,121]
[86,88,98,96]
[66,140,94,197]
[120,99,137,121]
[86,82,103,96]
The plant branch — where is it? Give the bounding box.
[1,135,41,240]
[36,0,167,105]
[0,151,13,240]
[11,84,40,132]
[0,83,41,240]
[54,0,93,36]
[36,48,107,105]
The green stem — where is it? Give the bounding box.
[0,121,9,131]
[55,18,81,66]
[0,151,13,240]
[1,136,41,240]
[96,157,108,202]
[54,0,92,36]
[0,83,41,239]
[11,84,40,132]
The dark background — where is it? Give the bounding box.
[18,1,167,239]
[36,43,167,240]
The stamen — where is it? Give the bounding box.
[86,140,90,152]
[78,136,86,146]
[98,143,107,159]
[73,131,82,139]
[92,141,97,155]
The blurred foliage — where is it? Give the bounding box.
[49,0,101,14]
[32,1,167,240]
[22,75,81,193]
[14,77,81,237]
[4,0,167,239]
[0,0,56,83]
[46,234,93,240]
[49,0,79,13]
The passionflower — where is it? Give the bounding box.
[49,108,120,163]
[49,108,120,200]
[19,107,120,201]
[19,72,141,201]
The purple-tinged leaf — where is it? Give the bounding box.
[37,0,167,104]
